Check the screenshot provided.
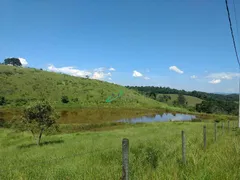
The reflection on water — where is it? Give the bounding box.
[117,113,196,123]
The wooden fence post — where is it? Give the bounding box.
[203,125,206,150]
[214,122,217,142]
[122,138,129,180]
[182,131,186,164]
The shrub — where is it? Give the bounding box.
[61,96,69,103]
[0,96,6,105]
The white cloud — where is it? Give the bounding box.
[48,65,92,77]
[209,79,221,84]
[109,67,115,71]
[133,70,143,77]
[47,65,112,80]
[190,75,197,79]
[18,58,28,67]
[108,77,112,80]
[92,71,105,79]
[169,66,184,74]
[144,77,150,80]
[206,72,240,80]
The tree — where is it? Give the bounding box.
[148,92,156,100]
[21,101,59,145]
[3,58,22,66]
[177,94,186,106]
[61,96,69,103]
[173,100,178,106]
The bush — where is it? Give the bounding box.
[0,96,6,105]
[187,106,196,112]
[61,96,69,103]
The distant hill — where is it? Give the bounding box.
[157,94,203,107]
[0,65,173,109]
[126,86,239,102]
[214,92,238,95]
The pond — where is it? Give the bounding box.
[117,113,196,123]
[0,108,197,124]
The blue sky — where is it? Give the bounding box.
[1,0,240,93]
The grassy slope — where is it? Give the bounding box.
[0,121,240,179]
[0,65,177,110]
[158,93,203,107]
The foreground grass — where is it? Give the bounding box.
[1,121,240,180]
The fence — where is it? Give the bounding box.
[120,120,239,179]
[1,120,239,179]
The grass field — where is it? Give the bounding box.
[0,65,182,110]
[1,120,240,180]
[158,94,203,107]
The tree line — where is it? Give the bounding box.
[125,86,238,102]
[126,86,238,115]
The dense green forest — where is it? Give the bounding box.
[126,86,239,115]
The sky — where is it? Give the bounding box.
[1,0,240,93]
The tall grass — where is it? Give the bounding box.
[1,121,240,179]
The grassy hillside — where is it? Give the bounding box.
[158,94,203,107]
[0,121,239,179]
[0,65,173,109]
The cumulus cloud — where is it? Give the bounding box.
[47,65,112,80]
[48,65,92,77]
[190,75,197,79]
[18,58,28,67]
[133,70,143,77]
[206,72,240,80]
[209,79,221,84]
[109,67,115,71]
[92,71,105,79]
[132,70,150,80]
[169,66,184,74]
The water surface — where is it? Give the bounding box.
[0,108,197,124]
[117,113,196,123]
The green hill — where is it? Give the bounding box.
[157,94,203,107]
[0,65,173,109]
